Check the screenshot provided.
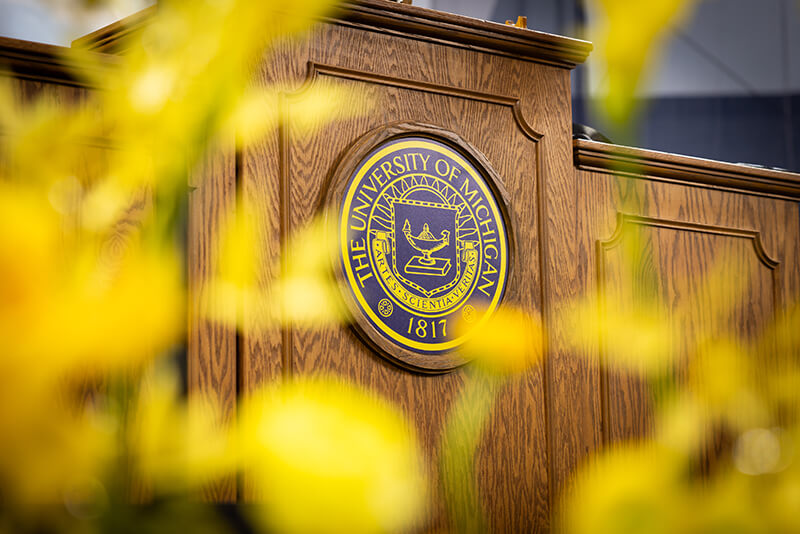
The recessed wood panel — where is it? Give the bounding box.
[569,149,800,485]
[597,214,780,444]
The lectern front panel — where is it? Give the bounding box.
[236,16,574,532]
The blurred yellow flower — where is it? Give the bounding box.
[205,211,348,329]
[240,377,428,534]
[227,82,370,144]
[733,427,787,476]
[565,442,684,534]
[566,293,677,375]
[0,185,60,350]
[654,393,706,454]
[688,339,772,431]
[58,244,184,373]
[455,305,544,375]
[0,396,116,509]
[129,65,177,114]
[589,0,697,123]
[684,472,761,533]
[129,365,237,493]
[0,184,182,375]
[763,463,800,532]
[277,215,349,326]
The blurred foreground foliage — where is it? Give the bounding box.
[561,233,800,533]
[564,3,800,530]
[1,0,798,532]
[586,0,697,129]
[0,0,428,533]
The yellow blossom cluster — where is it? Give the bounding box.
[0,1,422,532]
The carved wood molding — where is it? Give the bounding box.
[294,61,544,142]
[70,1,593,68]
[338,0,592,68]
[595,212,782,444]
[71,5,155,53]
[597,213,781,314]
[0,36,115,88]
[574,139,800,200]
[599,213,780,271]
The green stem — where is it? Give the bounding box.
[440,371,503,533]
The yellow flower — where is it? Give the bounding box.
[0,398,115,509]
[0,186,60,355]
[204,212,348,330]
[564,287,677,376]
[589,0,697,123]
[456,305,544,375]
[240,377,428,533]
[61,244,184,373]
[129,365,237,493]
[565,442,684,534]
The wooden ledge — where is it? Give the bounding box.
[574,139,800,200]
[0,36,115,88]
[71,5,156,53]
[340,0,592,68]
[71,0,592,68]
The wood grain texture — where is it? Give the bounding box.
[187,139,238,502]
[571,161,800,478]
[240,20,553,532]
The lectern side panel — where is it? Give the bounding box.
[574,166,800,475]
[600,218,779,441]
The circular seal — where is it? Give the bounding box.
[336,129,510,371]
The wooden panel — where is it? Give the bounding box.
[187,139,238,502]
[239,18,568,532]
[598,214,781,444]
[569,157,800,471]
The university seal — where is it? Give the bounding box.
[337,130,510,370]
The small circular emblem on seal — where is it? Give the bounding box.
[378,299,394,317]
[337,130,510,370]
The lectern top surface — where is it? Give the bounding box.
[71,0,593,68]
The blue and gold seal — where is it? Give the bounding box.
[339,135,509,362]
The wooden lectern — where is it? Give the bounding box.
[3,1,800,531]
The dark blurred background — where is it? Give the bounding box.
[422,0,800,172]
[1,0,798,171]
